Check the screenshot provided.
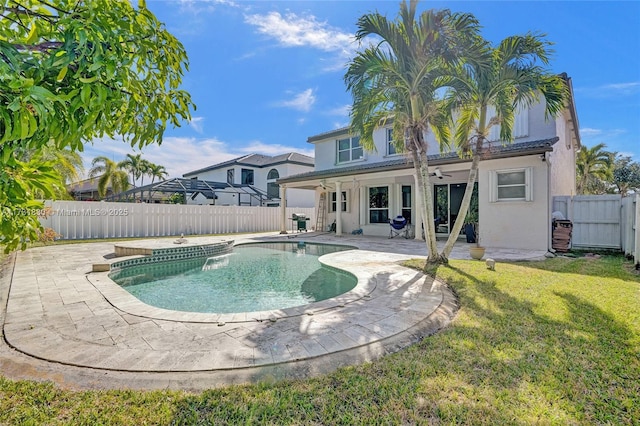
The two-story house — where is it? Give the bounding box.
[183,152,315,207]
[277,75,581,252]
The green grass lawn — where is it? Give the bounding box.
[1,254,638,424]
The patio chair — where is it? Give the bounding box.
[389,215,410,239]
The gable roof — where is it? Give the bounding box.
[307,126,351,143]
[183,152,314,177]
[278,137,559,184]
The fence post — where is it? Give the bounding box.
[635,194,640,268]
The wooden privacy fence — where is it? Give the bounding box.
[553,194,640,266]
[39,200,315,240]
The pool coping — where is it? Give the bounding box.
[91,242,374,324]
[0,232,464,390]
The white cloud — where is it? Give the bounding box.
[275,88,316,112]
[178,0,237,13]
[80,135,314,182]
[579,127,603,137]
[244,11,355,54]
[579,127,629,156]
[602,82,640,92]
[82,136,234,180]
[576,81,640,98]
[239,141,314,158]
[326,104,351,117]
[189,116,205,133]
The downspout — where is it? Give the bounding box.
[545,151,553,253]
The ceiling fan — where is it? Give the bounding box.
[429,168,452,180]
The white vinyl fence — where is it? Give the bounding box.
[40,200,315,240]
[621,194,640,267]
[553,194,640,266]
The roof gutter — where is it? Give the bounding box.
[278,139,557,185]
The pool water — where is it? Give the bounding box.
[109,242,357,313]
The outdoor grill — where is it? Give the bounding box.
[291,213,309,232]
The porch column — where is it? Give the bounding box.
[413,173,424,240]
[335,181,343,235]
[359,186,366,228]
[279,185,287,234]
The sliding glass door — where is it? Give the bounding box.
[433,183,477,236]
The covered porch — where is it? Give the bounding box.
[276,160,477,241]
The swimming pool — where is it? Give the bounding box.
[108,242,357,313]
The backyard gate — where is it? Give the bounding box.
[553,194,640,267]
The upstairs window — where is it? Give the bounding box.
[387,128,398,156]
[267,168,279,198]
[337,136,363,163]
[267,169,279,180]
[241,169,254,185]
[226,169,234,184]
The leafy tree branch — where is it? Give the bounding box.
[1,0,195,252]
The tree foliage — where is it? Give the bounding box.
[434,33,567,258]
[345,0,481,264]
[0,0,194,252]
[575,143,640,196]
[88,156,129,198]
[17,143,84,199]
[576,142,613,194]
[612,155,640,195]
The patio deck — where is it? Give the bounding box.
[0,232,546,390]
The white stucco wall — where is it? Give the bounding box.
[550,114,577,196]
[310,99,560,173]
[478,155,550,251]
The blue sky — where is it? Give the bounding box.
[84,0,640,180]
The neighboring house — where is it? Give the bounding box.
[67,176,112,201]
[277,76,581,252]
[183,153,315,207]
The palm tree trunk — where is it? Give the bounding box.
[409,129,444,265]
[441,106,488,259]
[440,144,481,258]
[149,177,155,204]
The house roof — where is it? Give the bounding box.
[307,126,351,143]
[67,176,107,193]
[559,72,581,149]
[277,137,559,184]
[183,152,314,177]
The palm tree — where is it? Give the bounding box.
[576,143,613,194]
[148,163,168,184]
[118,153,144,188]
[146,162,168,202]
[18,143,85,199]
[345,0,481,265]
[138,158,152,188]
[433,33,568,259]
[89,156,129,198]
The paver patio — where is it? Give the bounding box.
[0,232,546,390]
